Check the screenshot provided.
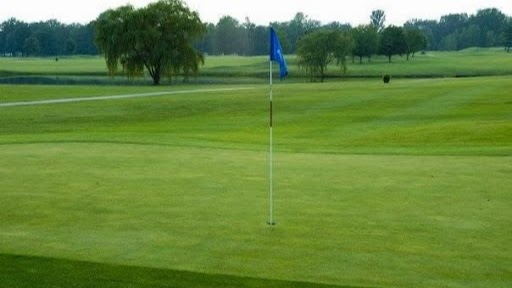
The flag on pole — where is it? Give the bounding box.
[268,27,287,226]
[270,27,288,79]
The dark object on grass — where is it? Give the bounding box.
[383,74,391,84]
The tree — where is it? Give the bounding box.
[439,13,468,36]
[458,24,481,49]
[65,38,77,55]
[379,26,407,62]
[352,24,379,63]
[196,23,215,55]
[405,19,439,50]
[324,22,352,31]
[505,19,512,53]
[286,12,322,53]
[371,10,386,33]
[94,0,206,85]
[23,36,40,56]
[71,22,97,55]
[297,29,354,82]
[404,28,426,60]
[1,18,31,55]
[470,8,507,47]
[214,16,242,55]
[250,26,268,55]
[439,33,458,51]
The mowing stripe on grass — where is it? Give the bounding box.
[0,87,256,108]
[0,253,362,288]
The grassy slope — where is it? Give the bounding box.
[1,77,511,155]
[0,77,511,287]
[346,48,512,77]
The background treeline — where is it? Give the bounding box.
[405,8,512,51]
[1,7,511,57]
[0,19,97,56]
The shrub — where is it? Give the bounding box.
[383,74,391,83]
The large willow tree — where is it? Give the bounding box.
[94,0,206,85]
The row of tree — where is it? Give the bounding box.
[0,18,97,56]
[1,5,511,58]
[405,8,512,51]
[295,23,426,82]
[196,8,512,56]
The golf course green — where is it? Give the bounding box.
[0,53,511,287]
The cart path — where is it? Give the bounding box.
[0,87,256,108]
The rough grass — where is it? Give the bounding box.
[0,77,511,288]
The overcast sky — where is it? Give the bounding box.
[1,0,511,26]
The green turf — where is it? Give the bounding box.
[2,48,512,81]
[1,77,511,155]
[0,77,511,287]
[0,55,106,76]
[0,254,354,288]
[345,48,512,77]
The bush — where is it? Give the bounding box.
[383,74,391,84]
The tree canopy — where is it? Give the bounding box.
[94,0,206,85]
[504,19,512,53]
[380,26,407,62]
[404,28,427,60]
[352,24,379,63]
[297,29,354,82]
[371,10,386,33]
[1,6,511,65]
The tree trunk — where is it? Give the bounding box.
[359,56,363,64]
[388,55,392,62]
[406,53,410,61]
[152,72,161,85]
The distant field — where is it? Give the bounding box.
[1,77,511,287]
[1,48,512,83]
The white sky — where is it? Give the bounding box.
[1,0,511,26]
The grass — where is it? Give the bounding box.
[0,55,106,76]
[1,77,511,155]
[0,254,352,288]
[0,77,511,287]
[346,48,512,77]
[1,48,512,83]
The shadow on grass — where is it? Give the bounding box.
[0,253,367,288]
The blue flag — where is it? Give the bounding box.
[270,27,288,79]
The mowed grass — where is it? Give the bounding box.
[2,48,512,80]
[0,77,511,288]
[0,55,106,76]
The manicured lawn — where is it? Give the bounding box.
[1,77,511,287]
[2,48,512,81]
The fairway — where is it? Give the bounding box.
[1,77,511,288]
[3,49,512,83]
[0,87,255,107]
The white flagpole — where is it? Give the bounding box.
[268,59,275,226]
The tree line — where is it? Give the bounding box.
[0,18,97,56]
[1,6,511,58]
[406,8,512,51]
[198,8,512,56]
